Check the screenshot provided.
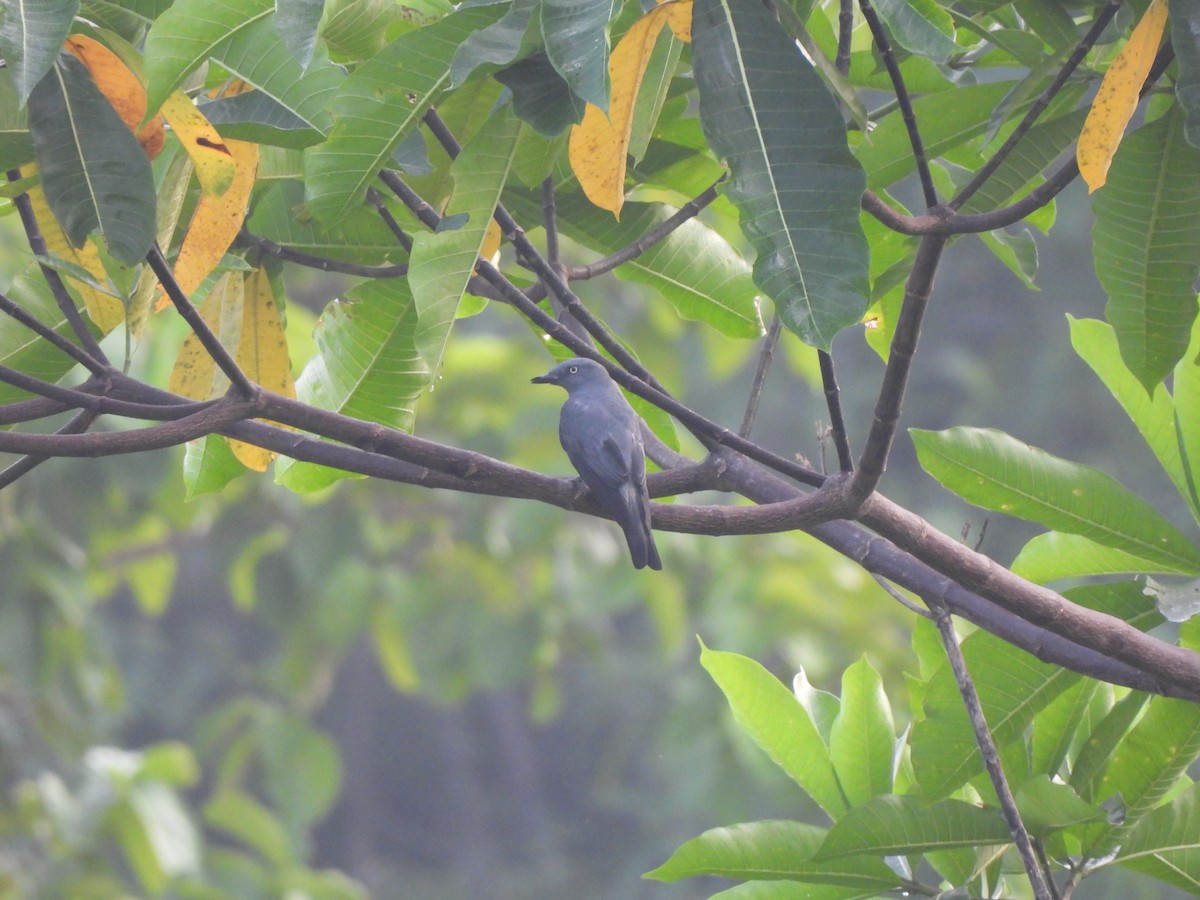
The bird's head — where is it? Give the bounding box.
[530,357,610,393]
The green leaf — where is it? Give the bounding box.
[1068,315,1198,520]
[909,627,1078,799]
[504,188,764,339]
[700,642,849,818]
[0,0,80,105]
[204,788,295,867]
[1083,696,1200,856]
[449,0,538,87]
[277,279,425,492]
[196,93,320,148]
[1093,108,1200,390]
[275,0,325,69]
[0,265,97,405]
[28,54,156,266]
[1031,678,1099,778]
[303,6,501,223]
[248,180,403,263]
[977,227,1037,289]
[855,81,1015,189]
[541,0,615,109]
[1173,311,1200,518]
[911,426,1200,573]
[408,103,520,387]
[646,819,900,889]
[1069,690,1150,803]
[828,657,895,807]
[208,16,343,141]
[627,23,681,164]
[872,0,959,58]
[0,68,34,169]
[1013,775,1103,836]
[711,883,882,900]
[143,0,275,114]
[816,795,1011,860]
[1171,0,1200,147]
[1117,782,1200,893]
[692,0,869,349]
[793,667,840,745]
[1012,531,1199,583]
[495,52,586,136]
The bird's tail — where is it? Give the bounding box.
[622,500,662,571]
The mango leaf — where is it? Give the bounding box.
[204,788,294,868]
[449,0,538,88]
[408,103,520,383]
[692,0,868,349]
[700,642,849,818]
[275,0,325,68]
[496,53,587,136]
[815,795,1010,860]
[1014,776,1103,836]
[504,188,763,339]
[0,0,80,105]
[855,81,1014,189]
[1117,783,1200,893]
[1083,696,1200,857]
[1067,316,1197,519]
[1092,108,1200,391]
[28,54,157,266]
[542,0,617,109]
[872,0,959,58]
[276,279,425,492]
[1077,0,1168,192]
[248,180,403,264]
[1069,690,1151,803]
[143,0,275,114]
[1013,531,1199,583]
[911,426,1200,572]
[1175,312,1200,517]
[208,16,343,141]
[910,627,1078,799]
[646,820,900,889]
[828,657,895,807]
[569,1,690,216]
[0,69,34,169]
[197,93,320,148]
[303,6,501,223]
[1031,679,1099,778]
[1174,0,1200,148]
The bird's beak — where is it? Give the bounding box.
[531,373,551,384]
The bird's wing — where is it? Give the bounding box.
[560,396,635,491]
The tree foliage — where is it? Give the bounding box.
[0,0,1198,896]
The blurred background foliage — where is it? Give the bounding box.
[0,183,1190,898]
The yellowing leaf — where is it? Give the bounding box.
[23,165,124,332]
[569,0,692,217]
[229,267,295,471]
[158,139,259,311]
[169,272,242,401]
[1077,0,1168,193]
[160,91,236,197]
[65,35,165,160]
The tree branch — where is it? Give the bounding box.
[739,316,782,438]
[0,289,109,375]
[235,228,409,277]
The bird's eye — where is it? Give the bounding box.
[569,366,578,374]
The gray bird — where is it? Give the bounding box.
[532,358,661,570]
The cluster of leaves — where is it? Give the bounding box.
[653,614,1200,897]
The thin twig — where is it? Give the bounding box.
[0,291,108,375]
[236,229,408,278]
[7,170,111,367]
[927,600,1054,900]
[739,317,782,438]
[542,177,561,268]
[145,243,257,398]
[366,187,414,252]
[857,0,937,208]
[870,573,932,618]
[819,349,853,472]
[564,178,725,281]
[951,0,1124,209]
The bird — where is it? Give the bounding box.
[532,357,662,570]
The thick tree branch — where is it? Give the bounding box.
[0,409,97,489]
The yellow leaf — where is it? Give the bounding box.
[1077,0,1168,193]
[229,267,295,471]
[169,272,242,401]
[158,139,259,311]
[65,35,165,159]
[569,0,692,217]
[159,91,236,197]
[23,165,124,333]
